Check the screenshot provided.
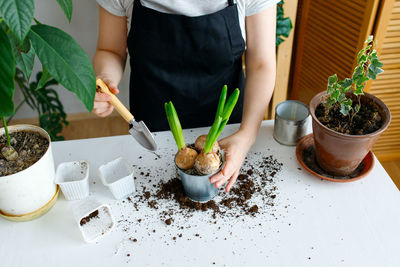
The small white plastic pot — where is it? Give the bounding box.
[0,125,57,217]
[98,157,135,199]
[55,160,89,201]
[71,197,115,243]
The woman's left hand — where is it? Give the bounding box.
[210,130,255,192]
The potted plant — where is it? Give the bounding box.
[0,0,95,220]
[309,36,391,176]
[164,86,240,201]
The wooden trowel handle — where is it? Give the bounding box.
[96,78,134,123]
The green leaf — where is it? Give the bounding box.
[337,93,346,103]
[358,54,367,64]
[354,104,360,113]
[215,85,227,120]
[36,69,52,91]
[221,89,240,120]
[352,66,363,80]
[8,33,35,80]
[357,48,366,62]
[371,57,383,68]
[56,0,73,23]
[276,0,292,47]
[165,102,185,150]
[367,64,384,80]
[366,35,374,43]
[0,0,34,42]
[338,78,353,92]
[0,26,16,117]
[29,24,95,111]
[354,84,364,96]
[328,74,338,86]
[330,87,340,101]
[340,98,352,116]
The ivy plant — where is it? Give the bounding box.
[0,0,95,147]
[324,36,383,121]
[276,0,293,46]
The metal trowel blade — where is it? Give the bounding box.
[129,120,157,151]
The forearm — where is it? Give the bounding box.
[93,50,126,84]
[239,60,276,143]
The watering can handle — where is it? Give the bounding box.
[96,78,134,123]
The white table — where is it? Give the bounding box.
[1,121,399,267]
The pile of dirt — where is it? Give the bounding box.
[0,131,49,176]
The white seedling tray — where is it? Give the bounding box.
[71,198,115,243]
[98,157,136,199]
[55,160,89,200]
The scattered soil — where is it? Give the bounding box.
[80,210,99,226]
[0,131,49,176]
[115,152,286,259]
[134,154,282,224]
[315,98,383,135]
[303,144,364,179]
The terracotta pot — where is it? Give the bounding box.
[309,91,391,176]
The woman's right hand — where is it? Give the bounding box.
[93,77,120,117]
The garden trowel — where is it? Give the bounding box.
[96,79,157,151]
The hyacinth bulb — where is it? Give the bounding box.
[175,147,198,170]
[194,151,221,175]
[194,134,219,153]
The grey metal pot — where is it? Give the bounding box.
[175,151,224,202]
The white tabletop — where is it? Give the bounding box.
[1,120,399,267]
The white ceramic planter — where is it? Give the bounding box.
[0,125,57,216]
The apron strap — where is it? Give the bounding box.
[228,0,234,6]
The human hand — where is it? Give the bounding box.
[93,76,120,117]
[209,130,255,192]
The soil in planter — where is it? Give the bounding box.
[0,131,49,177]
[315,102,383,135]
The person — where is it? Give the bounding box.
[92,0,277,192]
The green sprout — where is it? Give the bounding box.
[164,101,185,151]
[204,86,240,154]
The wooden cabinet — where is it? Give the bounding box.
[291,0,400,159]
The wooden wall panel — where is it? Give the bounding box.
[367,0,400,159]
[291,0,379,105]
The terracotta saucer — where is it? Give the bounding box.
[296,134,374,182]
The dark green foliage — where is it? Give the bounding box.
[0,0,95,144]
[276,0,293,46]
[14,70,68,141]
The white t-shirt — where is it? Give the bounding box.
[96,0,279,42]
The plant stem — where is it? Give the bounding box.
[2,117,11,147]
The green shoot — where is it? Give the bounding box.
[164,101,186,150]
[2,116,11,147]
[204,87,240,154]
[324,36,383,119]
[215,85,227,120]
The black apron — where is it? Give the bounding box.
[127,0,245,132]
